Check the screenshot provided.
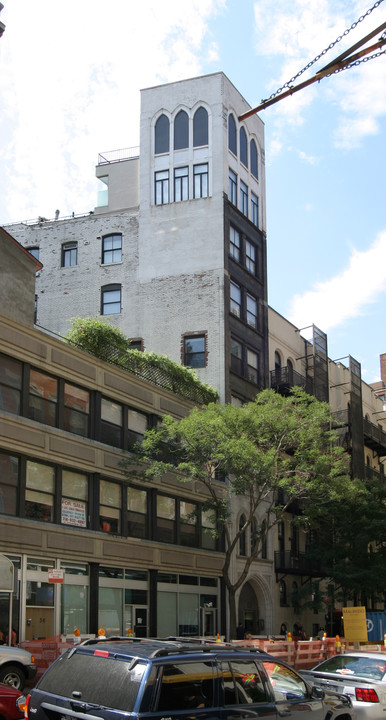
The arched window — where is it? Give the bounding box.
[261,519,267,559]
[239,514,246,556]
[250,139,258,179]
[250,517,257,555]
[174,110,189,150]
[287,358,294,384]
[279,579,287,606]
[240,127,248,167]
[155,114,170,155]
[275,351,281,380]
[228,113,237,155]
[193,106,208,147]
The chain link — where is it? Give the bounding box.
[262,0,385,103]
[326,47,386,74]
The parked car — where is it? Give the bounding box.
[300,652,386,719]
[0,647,36,691]
[20,637,354,720]
[0,682,23,720]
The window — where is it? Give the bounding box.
[193,106,208,146]
[201,509,217,550]
[61,242,77,267]
[100,397,123,447]
[28,369,58,427]
[240,127,248,167]
[228,169,237,205]
[279,579,287,606]
[228,113,237,155]
[97,176,109,207]
[157,661,215,712]
[231,339,243,375]
[229,226,240,261]
[61,470,88,528]
[193,163,208,198]
[127,487,147,539]
[261,519,267,559]
[155,114,170,154]
[127,408,148,449]
[184,335,206,368]
[101,284,121,315]
[102,234,122,264]
[251,192,259,227]
[250,139,258,179]
[99,479,121,533]
[230,281,241,317]
[25,460,55,522]
[0,354,22,414]
[246,294,257,329]
[247,349,259,384]
[239,514,246,556]
[157,495,176,543]
[263,662,307,700]
[174,110,189,150]
[27,247,39,260]
[155,170,169,205]
[174,166,189,202]
[245,240,256,275]
[180,500,198,547]
[0,452,19,516]
[63,382,90,437]
[222,660,268,705]
[240,181,248,216]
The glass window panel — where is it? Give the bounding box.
[180,501,197,523]
[174,166,189,202]
[26,581,54,607]
[250,139,258,179]
[184,336,205,368]
[251,192,259,227]
[155,114,170,154]
[102,234,122,264]
[174,110,189,150]
[179,593,199,635]
[228,114,237,155]
[61,584,88,635]
[240,181,248,216]
[158,591,177,636]
[98,586,122,635]
[157,495,175,519]
[101,398,122,425]
[230,227,240,261]
[193,164,208,199]
[97,176,108,207]
[240,127,248,167]
[128,409,147,435]
[62,470,88,500]
[229,660,268,704]
[26,461,54,493]
[100,480,120,506]
[231,339,242,359]
[229,169,237,205]
[230,281,241,317]
[25,489,54,522]
[155,170,169,205]
[193,106,208,147]
[127,487,147,513]
[246,241,256,274]
[246,295,257,328]
[0,453,18,515]
[102,287,121,315]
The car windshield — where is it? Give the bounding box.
[316,656,386,681]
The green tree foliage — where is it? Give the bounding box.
[65,316,128,363]
[125,387,357,639]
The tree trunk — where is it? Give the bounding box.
[228,584,237,641]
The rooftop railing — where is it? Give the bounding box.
[97,147,140,165]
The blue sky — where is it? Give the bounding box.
[0,0,385,382]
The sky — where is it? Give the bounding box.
[0,0,385,384]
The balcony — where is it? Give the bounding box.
[274,550,324,577]
[270,367,313,395]
[363,417,386,456]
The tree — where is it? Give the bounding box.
[124,387,357,639]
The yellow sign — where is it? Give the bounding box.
[342,606,368,642]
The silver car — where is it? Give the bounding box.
[301,652,386,720]
[0,646,36,690]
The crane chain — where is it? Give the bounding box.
[262,0,385,103]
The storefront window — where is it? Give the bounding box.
[179,593,199,636]
[61,584,88,636]
[0,453,18,515]
[99,480,121,533]
[99,587,122,635]
[61,470,88,528]
[158,591,177,636]
[25,461,55,522]
[127,487,147,538]
[0,556,20,645]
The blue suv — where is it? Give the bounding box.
[21,638,354,720]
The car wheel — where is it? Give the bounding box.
[0,665,25,690]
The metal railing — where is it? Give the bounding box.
[98,147,140,165]
[270,367,313,395]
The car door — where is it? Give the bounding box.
[219,659,277,720]
[142,659,219,720]
[261,661,323,720]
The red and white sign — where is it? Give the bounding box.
[48,569,64,583]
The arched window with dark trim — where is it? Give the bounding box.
[279,579,287,606]
[239,514,246,556]
[240,127,248,167]
[228,113,237,155]
[155,114,170,154]
[193,106,208,147]
[250,139,258,179]
[174,110,189,150]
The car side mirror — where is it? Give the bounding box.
[311,685,324,700]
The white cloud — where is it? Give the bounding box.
[0,0,224,222]
[288,230,386,330]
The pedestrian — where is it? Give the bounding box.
[279,623,287,636]
[236,622,245,640]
